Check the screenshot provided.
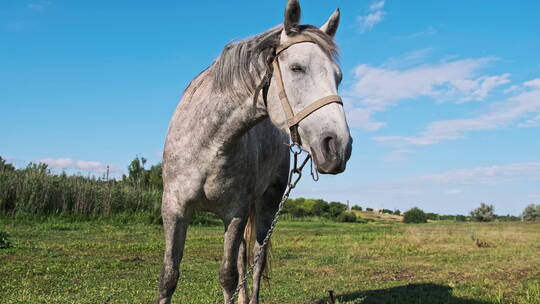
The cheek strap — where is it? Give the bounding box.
[273,59,343,144]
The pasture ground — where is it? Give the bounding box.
[1,215,539,304]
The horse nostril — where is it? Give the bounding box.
[322,135,337,159]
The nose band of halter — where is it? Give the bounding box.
[253,33,344,146]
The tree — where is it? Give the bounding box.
[522,204,540,222]
[351,205,362,211]
[148,163,163,190]
[312,199,329,216]
[328,202,347,218]
[0,157,15,172]
[470,203,495,222]
[403,207,428,224]
[126,156,147,188]
[393,209,401,216]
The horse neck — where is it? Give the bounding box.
[178,73,270,153]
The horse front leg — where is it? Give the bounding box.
[157,191,193,304]
[221,214,248,304]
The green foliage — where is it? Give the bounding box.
[336,212,357,222]
[0,229,12,249]
[311,199,329,216]
[403,207,428,224]
[0,156,15,172]
[470,203,495,222]
[366,207,374,212]
[426,212,440,221]
[522,204,540,222]
[381,209,393,214]
[351,205,362,211]
[328,201,347,218]
[0,156,161,218]
[283,198,354,223]
[393,209,401,215]
[455,214,468,222]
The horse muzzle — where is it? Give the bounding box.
[311,132,352,175]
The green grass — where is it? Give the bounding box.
[1,218,539,304]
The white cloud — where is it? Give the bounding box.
[373,78,540,146]
[400,26,438,40]
[39,158,73,168]
[369,0,386,11]
[27,1,51,11]
[518,113,540,128]
[357,1,386,33]
[383,149,413,162]
[416,162,540,185]
[345,55,510,131]
[350,57,504,109]
[39,157,114,174]
[345,107,385,131]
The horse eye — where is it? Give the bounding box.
[290,65,304,73]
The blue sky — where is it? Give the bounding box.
[1,1,539,215]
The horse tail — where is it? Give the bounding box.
[244,207,272,284]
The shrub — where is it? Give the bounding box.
[312,199,330,216]
[366,208,373,212]
[336,212,357,222]
[393,209,401,215]
[426,213,440,221]
[381,209,393,214]
[328,202,347,218]
[403,207,428,224]
[470,203,495,222]
[522,204,540,222]
[0,230,12,249]
[455,215,468,222]
[351,205,362,211]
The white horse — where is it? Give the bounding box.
[158,1,352,303]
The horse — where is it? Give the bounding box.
[157,1,352,303]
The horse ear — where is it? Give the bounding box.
[320,8,340,37]
[283,0,301,35]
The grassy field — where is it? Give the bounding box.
[1,216,539,304]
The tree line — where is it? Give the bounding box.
[1,156,539,223]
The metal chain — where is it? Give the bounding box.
[226,143,313,304]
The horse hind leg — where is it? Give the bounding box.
[237,237,249,304]
[157,191,194,304]
[249,184,286,304]
[220,211,249,304]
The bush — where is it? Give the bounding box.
[455,214,468,222]
[426,213,440,221]
[403,207,428,224]
[381,209,393,214]
[522,204,540,222]
[336,212,357,222]
[312,199,330,216]
[366,208,373,212]
[351,205,362,211]
[0,230,12,249]
[470,203,495,222]
[393,209,401,215]
[328,202,347,218]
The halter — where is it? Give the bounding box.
[253,33,343,146]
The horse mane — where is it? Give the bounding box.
[211,25,339,100]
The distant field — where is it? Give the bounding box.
[1,217,539,304]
